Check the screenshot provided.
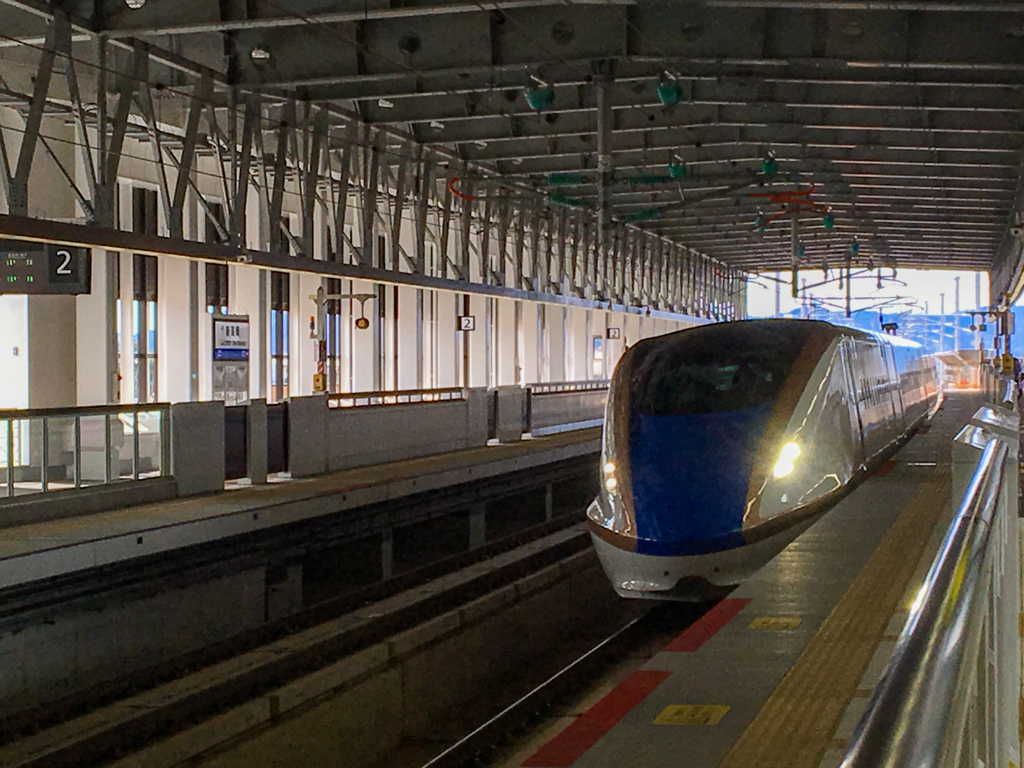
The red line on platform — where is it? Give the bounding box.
[876,459,898,477]
[662,597,752,652]
[521,670,671,767]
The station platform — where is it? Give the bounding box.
[505,393,982,768]
[0,427,599,591]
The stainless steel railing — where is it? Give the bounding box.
[840,437,1012,768]
[527,380,610,396]
[327,387,465,409]
[0,403,170,499]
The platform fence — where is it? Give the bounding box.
[840,401,1020,768]
[0,404,170,500]
[526,380,609,436]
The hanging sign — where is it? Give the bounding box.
[0,241,91,295]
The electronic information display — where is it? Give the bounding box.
[0,240,91,295]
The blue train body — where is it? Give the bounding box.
[588,319,940,600]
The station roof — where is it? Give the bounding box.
[2,0,1024,277]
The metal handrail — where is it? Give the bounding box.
[0,402,169,421]
[327,387,465,409]
[0,403,170,498]
[527,380,610,396]
[840,437,1008,768]
[1000,377,1016,409]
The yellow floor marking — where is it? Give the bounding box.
[654,705,731,726]
[719,464,951,768]
[749,617,802,631]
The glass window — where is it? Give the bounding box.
[132,187,158,403]
[269,271,290,403]
[628,322,810,416]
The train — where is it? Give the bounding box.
[587,319,941,600]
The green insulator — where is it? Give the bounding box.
[525,87,556,111]
[547,173,587,186]
[621,207,662,223]
[761,157,778,176]
[850,241,860,256]
[823,211,835,229]
[628,174,671,188]
[657,82,683,107]
[668,163,687,178]
[797,244,806,260]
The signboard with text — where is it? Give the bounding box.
[0,241,91,295]
[213,316,250,361]
[212,315,249,405]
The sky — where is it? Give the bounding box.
[746,268,990,319]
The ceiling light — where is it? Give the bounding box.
[124,0,146,7]
[378,98,395,109]
[430,120,445,131]
[250,47,271,64]
[475,140,488,149]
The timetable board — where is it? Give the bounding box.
[0,240,91,295]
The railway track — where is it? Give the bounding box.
[0,458,597,747]
[418,602,712,768]
[0,514,600,768]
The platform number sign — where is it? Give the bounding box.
[0,241,91,295]
[459,315,476,332]
[606,327,621,339]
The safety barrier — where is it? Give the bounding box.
[526,380,609,437]
[0,404,170,499]
[0,378,606,510]
[840,404,1020,768]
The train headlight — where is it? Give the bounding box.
[772,442,801,479]
[605,476,618,492]
[603,461,616,475]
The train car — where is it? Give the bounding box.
[588,319,940,600]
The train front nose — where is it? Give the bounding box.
[626,403,773,555]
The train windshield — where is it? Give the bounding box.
[628,323,811,416]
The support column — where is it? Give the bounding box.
[596,66,615,299]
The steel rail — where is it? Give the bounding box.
[839,437,1008,768]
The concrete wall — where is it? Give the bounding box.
[0,567,266,718]
[325,395,488,472]
[186,556,620,768]
[287,395,329,477]
[171,401,226,495]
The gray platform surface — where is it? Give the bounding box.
[0,428,600,590]
[514,394,981,768]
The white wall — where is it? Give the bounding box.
[0,295,28,409]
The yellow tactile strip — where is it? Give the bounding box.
[718,463,951,768]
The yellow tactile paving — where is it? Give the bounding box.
[718,462,951,768]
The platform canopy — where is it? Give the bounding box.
[3,0,1024,296]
